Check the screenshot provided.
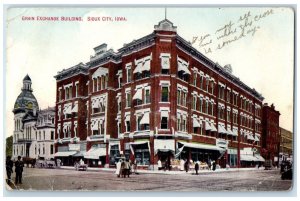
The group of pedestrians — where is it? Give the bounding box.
[6,156,24,185]
[115,158,137,178]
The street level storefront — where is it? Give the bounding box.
[176,141,226,164]
[54,143,86,166]
[240,147,265,167]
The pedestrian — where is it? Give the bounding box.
[212,160,216,171]
[180,159,185,171]
[115,159,122,177]
[6,156,13,185]
[195,161,199,175]
[133,159,137,174]
[15,156,24,184]
[158,159,162,170]
[184,159,189,173]
[208,159,212,170]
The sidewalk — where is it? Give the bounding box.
[60,166,267,175]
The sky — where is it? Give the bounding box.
[5,7,294,137]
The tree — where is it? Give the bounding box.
[6,136,13,157]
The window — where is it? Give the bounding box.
[66,87,69,99]
[206,101,209,114]
[177,118,181,131]
[200,76,204,89]
[51,131,54,140]
[137,116,142,131]
[182,92,187,106]
[192,96,197,110]
[127,68,132,83]
[162,69,169,74]
[227,91,231,103]
[210,102,214,115]
[177,90,181,105]
[135,149,150,165]
[161,117,168,129]
[199,99,203,112]
[182,119,187,132]
[58,89,62,101]
[43,131,45,140]
[161,87,169,102]
[193,72,197,86]
[126,121,131,132]
[145,89,150,104]
[227,110,231,122]
[118,77,122,88]
[126,92,131,107]
[50,145,54,154]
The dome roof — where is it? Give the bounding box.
[13,90,39,113]
[13,75,38,114]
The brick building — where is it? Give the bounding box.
[54,19,265,168]
[279,127,293,164]
[262,103,280,166]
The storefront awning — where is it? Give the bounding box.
[210,123,217,132]
[255,155,265,162]
[132,88,143,100]
[254,135,260,142]
[130,141,150,154]
[193,118,201,127]
[54,151,77,157]
[84,147,106,159]
[179,141,224,152]
[154,139,175,155]
[240,154,257,161]
[140,112,150,124]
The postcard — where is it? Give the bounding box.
[4,6,294,192]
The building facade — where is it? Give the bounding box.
[279,127,293,164]
[12,75,55,160]
[262,103,280,166]
[54,19,265,168]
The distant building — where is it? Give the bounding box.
[12,75,55,160]
[279,127,293,163]
[262,103,280,165]
[54,19,266,169]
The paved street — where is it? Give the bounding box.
[6,167,292,192]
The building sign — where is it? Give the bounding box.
[125,143,130,150]
[69,144,80,151]
[216,139,228,149]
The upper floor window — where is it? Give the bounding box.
[161,86,169,102]
[160,53,171,75]
[127,68,132,83]
[145,88,150,104]
[126,92,132,107]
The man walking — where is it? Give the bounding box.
[15,156,24,185]
[6,156,13,184]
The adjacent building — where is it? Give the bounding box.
[262,103,280,166]
[279,127,293,164]
[54,19,266,168]
[12,75,55,160]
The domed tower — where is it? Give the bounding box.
[12,75,39,159]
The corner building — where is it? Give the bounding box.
[54,19,265,168]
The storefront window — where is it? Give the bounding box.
[109,145,120,165]
[135,149,150,165]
